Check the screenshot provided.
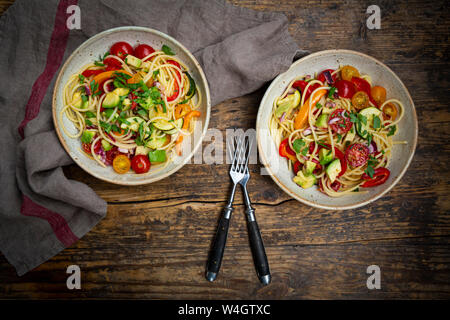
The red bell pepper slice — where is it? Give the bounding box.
[81,69,104,78]
[279,138,297,162]
[292,80,320,102]
[361,167,390,187]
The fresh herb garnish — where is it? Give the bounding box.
[365,164,375,178]
[99,120,112,134]
[328,87,337,99]
[85,111,96,118]
[292,139,306,153]
[78,74,85,84]
[316,102,322,109]
[336,133,342,143]
[162,44,175,55]
[94,61,105,67]
[152,70,160,78]
[373,115,381,129]
[387,125,397,136]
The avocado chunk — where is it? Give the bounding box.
[293,171,317,189]
[315,114,328,128]
[135,146,150,156]
[72,91,88,109]
[319,148,333,165]
[113,87,129,97]
[326,159,342,183]
[80,130,96,144]
[102,92,120,108]
[100,139,112,151]
[343,125,356,144]
[303,160,317,175]
[275,90,301,118]
[125,54,142,68]
[357,107,382,139]
[148,149,167,163]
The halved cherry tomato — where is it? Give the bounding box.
[112,154,131,174]
[131,155,151,174]
[361,167,390,187]
[382,102,398,120]
[167,60,182,81]
[279,138,297,162]
[329,108,353,134]
[134,44,155,60]
[82,140,101,155]
[317,69,336,84]
[81,69,104,78]
[105,146,119,165]
[292,80,320,102]
[103,57,122,71]
[110,41,134,60]
[166,80,180,102]
[351,77,379,107]
[345,143,369,168]
[341,65,360,81]
[351,91,370,110]
[371,86,387,106]
[335,80,356,99]
[330,180,341,192]
[293,161,302,175]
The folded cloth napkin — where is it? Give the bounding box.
[0,0,305,276]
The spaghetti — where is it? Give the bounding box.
[269,65,405,197]
[61,41,201,174]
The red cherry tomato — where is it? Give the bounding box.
[103,57,122,71]
[81,69,104,78]
[134,44,156,60]
[293,161,302,175]
[292,80,320,102]
[345,143,370,168]
[82,140,101,155]
[167,60,182,80]
[131,155,151,174]
[110,41,134,60]
[166,80,180,102]
[330,180,341,192]
[329,109,353,134]
[335,80,356,99]
[317,69,336,84]
[361,167,390,187]
[351,77,379,107]
[105,146,119,165]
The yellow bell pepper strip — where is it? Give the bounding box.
[175,110,201,155]
[294,89,327,130]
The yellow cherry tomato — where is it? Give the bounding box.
[341,65,360,81]
[112,154,131,174]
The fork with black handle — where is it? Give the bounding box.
[239,140,271,285]
[205,136,247,282]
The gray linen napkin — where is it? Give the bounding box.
[0,0,305,276]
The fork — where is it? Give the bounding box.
[205,135,248,282]
[239,138,271,285]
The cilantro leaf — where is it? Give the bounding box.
[162,44,175,55]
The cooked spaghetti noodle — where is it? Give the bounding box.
[61,41,201,174]
[269,65,405,197]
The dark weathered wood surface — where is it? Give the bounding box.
[0,0,449,299]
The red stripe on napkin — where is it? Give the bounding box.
[18,0,78,138]
[21,195,79,247]
[18,0,80,248]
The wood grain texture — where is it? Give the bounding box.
[0,0,449,299]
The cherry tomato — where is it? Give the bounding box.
[279,138,297,162]
[103,57,122,71]
[105,146,119,165]
[293,161,302,175]
[351,77,379,107]
[351,91,370,110]
[292,80,320,102]
[166,80,180,102]
[81,69,104,78]
[135,44,156,60]
[382,102,398,120]
[131,155,151,174]
[82,140,101,155]
[329,109,353,134]
[112,154,131,174]
[110,41,134,60]
[330,180,341,192]
[345,143,369,168]
[335,80,356,99]
[361,167,390,187]
[341,65,360,81]
[317,69,336,84]
[371,86,387,106]
[167,60,182,81]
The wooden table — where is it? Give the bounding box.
[1,0,449,299]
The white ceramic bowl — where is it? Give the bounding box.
[53,27,210,185]
[256,50,417,210]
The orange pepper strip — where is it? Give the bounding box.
[92,70,133,93]
[175,110,201,155]
[174,104,192,120]
[293,89,327,130]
